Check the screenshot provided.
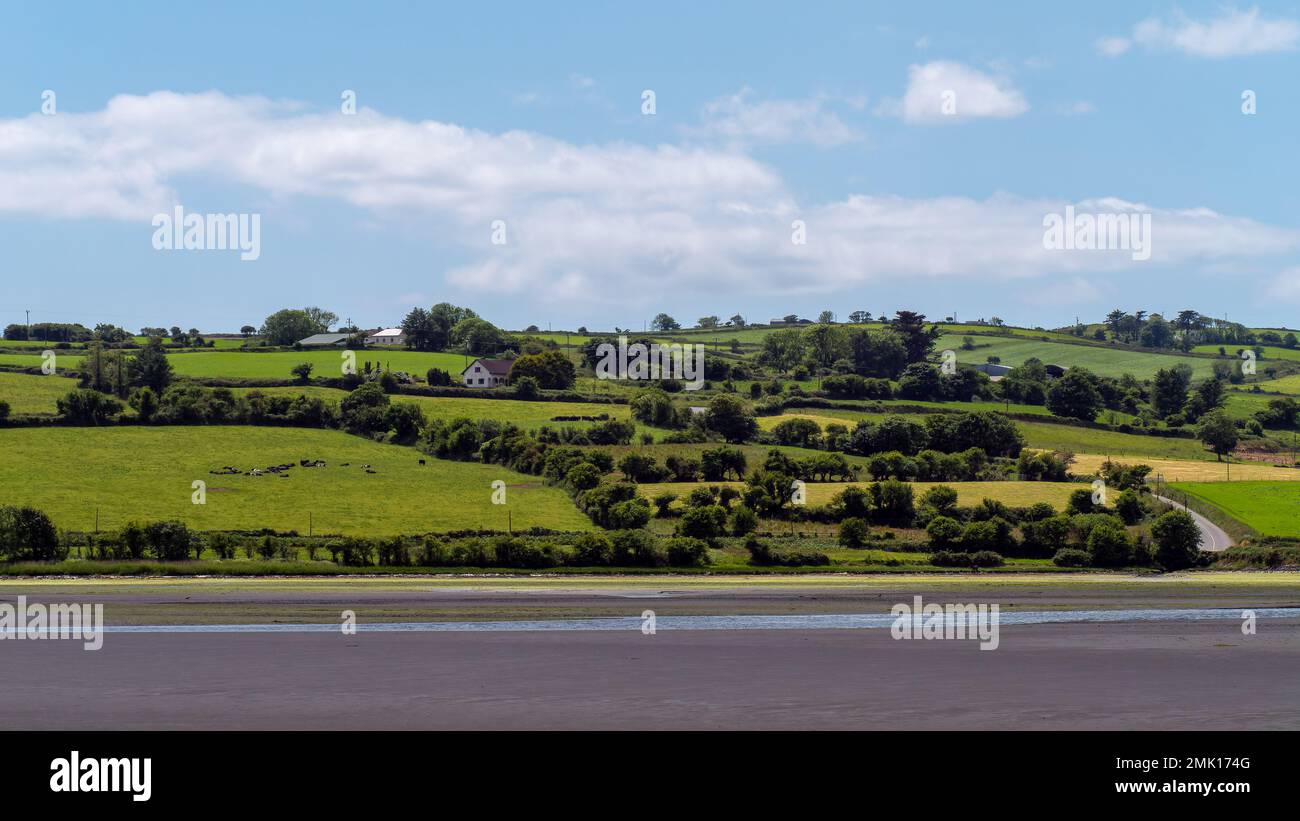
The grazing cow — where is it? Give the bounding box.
[419,459,426,465]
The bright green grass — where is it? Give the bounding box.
[1193,344,1300,363]
[0,426,592,535]
[0,352,85,371]
[230,386,630,429]
[0,371,81,415]
[165,349,469,379]
[941,334,1217,379]
[1243,373,1300,395]
[1171,481,1300,537]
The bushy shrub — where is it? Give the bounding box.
[838,517,870,548]
[968,550,1005,568]
[0,505,62,561]
[1052,548,1092,567]
[926,515,963,549]
[663,537,711,567]
[744,537,830,567]
[728,505,758,536]
[678,505,727,541]
[1086,521,1133,567]
[929,550,972,568]
[571,533,614,565]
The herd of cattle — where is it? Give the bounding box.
[208,459,380,477]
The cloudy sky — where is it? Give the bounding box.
[2,1,1298,332]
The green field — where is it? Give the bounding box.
[0,426,592,535]
[231,386,629,429]
[1171,481,1300,537]
[0,352,85,371]
[1244,374,1300,395]
[165,349,470,379]
[1193,344,1300,362]
[942,334,1217,379]
[0,371,81,415]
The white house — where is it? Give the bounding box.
[461,358,512,387]
[365,328,405,346]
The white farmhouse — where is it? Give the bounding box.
[461,358,512,387]
[365,328,405,346]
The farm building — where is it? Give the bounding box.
[970,363,1012,377]
[1044,364,1067,378]
[461,358,513,387]
[296,332,351,347]
[365,328,406,346]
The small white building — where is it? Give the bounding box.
[461,358,513,387]
[365,328,405,346]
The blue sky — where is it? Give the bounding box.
[1,1,1298,333]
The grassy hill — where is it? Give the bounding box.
[0,426,592,535]
[0,371,81,415]
[1171,481,1300,536]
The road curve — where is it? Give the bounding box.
[1153,495,1233,552]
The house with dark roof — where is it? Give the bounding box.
[461,358,513,387]
[297,332,351,347]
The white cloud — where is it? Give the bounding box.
[892,61,1028,124]
[684,88,861,146]
[1095,36,1132,57]
[1104,7,1300,58]
[1267,267,1300,300]
[1055,100,1097,116]
[0,91,1294,309]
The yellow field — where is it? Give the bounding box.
[638,480,1081,509]
[1069,453,1300,482]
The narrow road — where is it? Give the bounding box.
[1153,495,1233,551]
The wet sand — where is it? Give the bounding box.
[3,618,1297,730]
[4,573,1299,624]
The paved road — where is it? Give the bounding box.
[1154,495,1233,551]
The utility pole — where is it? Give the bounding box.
[25,309,30,341]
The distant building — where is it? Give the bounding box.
[296,333,351,347]
[971,363,1012,377]
[461,358,513,387]
[365,328,405,346]
[1044,364,1067,378]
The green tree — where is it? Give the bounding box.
[1151,509,1202,570]
[291,362,314,382]
[703,394,758,443]
[128,387,158,422]
[651,313,681,331]
[1197,411,1239,461]
[1151,365,1193,419]
[57,390,123,424]
[508,349,575,389]
[259,309,318,346]
[891,311,942,364]
[1046,368,1102,421]
[757,328,806,372]
[401,307,437,351]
